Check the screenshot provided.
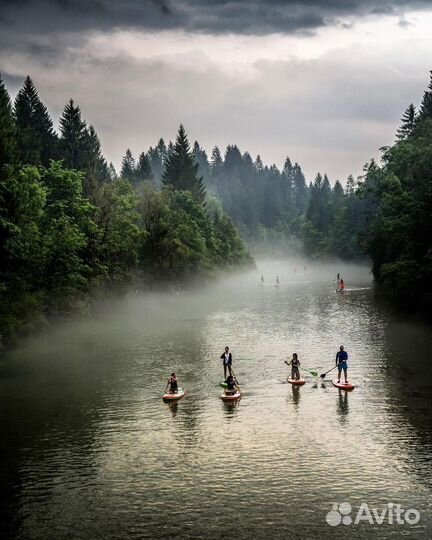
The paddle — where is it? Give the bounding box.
[302,368,319,377]
[320,365,337,379]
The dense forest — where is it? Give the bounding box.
[1,70,432,345]
[0,76,251,345]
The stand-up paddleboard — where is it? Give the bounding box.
[163,388,185,401]
[332,379,355,390]
[287,377,306,386]
[221,390,241,402]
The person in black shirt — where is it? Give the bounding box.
[166,373,178,394]
[221,346,233,379]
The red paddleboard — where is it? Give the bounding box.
[332,379,355,390]
[287,377,306,386]
[162,388,185,401]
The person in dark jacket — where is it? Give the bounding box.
[336,346,349,383]
[221,346,233,379]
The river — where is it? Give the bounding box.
[1,259,431,539]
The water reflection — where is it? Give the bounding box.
[290,384,301,411]
[165,401,179,418]
[336,388,349,424]
[1,260,432,539]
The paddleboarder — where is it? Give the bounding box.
[225,374,238,396]
[166,373,178,394]
[336,346,348,383]
[286,353,301,380]
[221,346,233,379]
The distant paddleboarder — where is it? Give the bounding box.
[276,276,280,285]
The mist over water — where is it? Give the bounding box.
[1,258,432,540]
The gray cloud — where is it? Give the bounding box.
[1,32,428,182]
[0,0,430,37]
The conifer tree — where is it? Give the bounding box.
[210,146,223,177]
[193,141,210,182]
[156,138,167,164]
[396,103,417,141]
[0,75,16,169]
[162,124,206,205]
[136,152,153,183]
[14,76,57,166]
[120,149,136,182]
[108,162,117,181]
[254,155,264,172]
[167,141,174,156]
[81,125,109,196]
[418,71,432,121]
[224,145,243,173]
[292,163,308,214]
[59,99,87,169]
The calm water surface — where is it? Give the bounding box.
[1,260,432,539]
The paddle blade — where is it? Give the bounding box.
[320,373,326,378]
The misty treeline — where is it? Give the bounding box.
[122,129,367,259]
[0,76,251,344]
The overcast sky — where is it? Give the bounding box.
[1,0,431,182]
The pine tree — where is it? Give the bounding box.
[292,163,308,214]
[162,124,206,205]
[59,99,87,169]
[224,145,243,173]
[192,141,210,183]
[148,144,164,184]
[156,138,167,164]
[254,155,264,172]
[0,75,16,169]
[81,125,109,196]
[210,146,223,177]
[396,103,416,141]
[120,149,136,182]
[14,76,57,166]
[108,162,117,181]
[136,152,153,183]
[333,180,344,203]
[418,71,432,121]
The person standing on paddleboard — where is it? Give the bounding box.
[336,346,348,383]
[286,353,301,380]
[166,373,178,394]
[221,346,233,379]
